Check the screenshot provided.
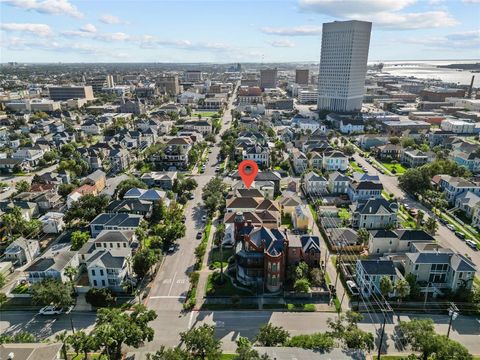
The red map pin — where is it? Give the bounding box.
[238,160,258,189]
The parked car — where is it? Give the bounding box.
[187,193,194,200]
[167,244,177,253]
[196,231,203,240]
[454,231,466,240]
[39,305,72,316]
[465,240,478,250]
[0,186,10,193]
[439,218,448,225]
[446,224,456,231]
[346,280,359,296]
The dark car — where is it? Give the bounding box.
[196,231,203,240]
[455,231,466,240]
[439,218,448,225]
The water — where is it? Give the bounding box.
[369,60,480,87]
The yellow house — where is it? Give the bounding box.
[293,205,312,231]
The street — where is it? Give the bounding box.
[354,153,480,273]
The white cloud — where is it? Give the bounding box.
[0,22,53,37]
[261,25,322,36]
[4,0,83,18]
[462,0,480,3]
[297,0,458,29]
[96,32,130,41]
[269,39,296,47]
[99,14,127,25]
[81,23,96,33]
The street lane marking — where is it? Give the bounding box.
[149,296,186,299]
[188,310,195,329]
[168,272,177,296]
[176,279,186,284]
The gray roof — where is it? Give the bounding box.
[1,343,63,360]
[88,249,126,269]
[95,230,134,243]
[25,251,76,273]
[358,259,396,275]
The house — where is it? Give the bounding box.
[279,195,301,217]
[106,198,153,218]
[25,248,79,284]
[287,235,321,268]
[435,175,480,203]
[356,259,400,298]
[450,149,480,173]
[0,200,39,221]
[291,149,308,174]
[140,171,177,189]
[0,343,63,360]
[401,148,435,168]
[352,198,398,230]
[375,144,402,161]
[83,170,106,192]
[348,180,383,202]
[328,171,350,194]
[234,222,287,293]
[404,243,476,295]
[14,190,62,213]
[368,229,434,255]
[339,118,364,134]
[327,228,364,252]
[87,249,132,291]
[67,184,97,208]
[303,171,328,195]
[309,152,323,169]
[90,213,143,237]
[39,212,65,234]
[322,150,348,171]
[242,145,270,167]
[155,137,193,170]
[292,205,312,231]
[0,158,25,173]
[4,237,40,266]
[183,120,212,135]
[123,188,169,205]
[12,147,45,168]
[357,134,389,150]
[454,191,480,218]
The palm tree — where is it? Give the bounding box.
[415,210,424,229]
[395,279,410,303]
[55,331,69,360]
[64,266,78,295]
[424,217,438,235]
[380,276,394,298]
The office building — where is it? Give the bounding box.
[295,69,309,85]
[156,74,180,95]
[185,70,203,82]
[317,20,372,112]
[49,85,94,101]
[260,68,278,89]
[87,75,113,93]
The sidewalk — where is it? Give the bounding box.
[194,219,218,310]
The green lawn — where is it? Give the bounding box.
[193,112,219,117]
[338,208,351,220]
[382,162,407,175]
[11,283,29,294]
[349,161,364,173]
[206,272,252,297]
[220,355,237,360]
[69,354,107,360]
[287,303,316,312]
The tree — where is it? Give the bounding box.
[64,194,110,224]
[389,137,400,145]
[55,331,69,360]
[58,183,76,198]
[0,273,5,289]
[71,230,89,250]
[132,248,158,279]
[180,324,222,360]
[116,178,148,199]
[15,180,30,194]
[31,278,72,307]
[68,331,98,360]
[405,273,421,300]
[415,210,425,229]
[433,335,473,360]
[286,333,335,351]
[64,265,78,294]
[85,287,116,307]
[399,319,438,360]
[294,278,311,293]
[343,327,374,352]
[94,304,157,360]
[236,336,271,360]
[395,278,410,302]
[309,268,324,287]
[147,346,189,360]
[202,177,228,215]
[255,323,290,346]
[380,276,394,297]
[0,332,36,344]
[357,228,370,245]
[424,217,438,235]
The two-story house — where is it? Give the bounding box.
[322,150,348,171]
[304,171,328,195]
[352,198,398,230]
[328,171,350,194]
[356,259,400,298]
[434,175,480,203]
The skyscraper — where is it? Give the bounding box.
[317,20,372,112]
[295,69,309,85]
[260,68,278,89]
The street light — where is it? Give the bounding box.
[447,303,459,338]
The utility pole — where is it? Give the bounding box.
[447,302,459,338]
[377,312,387,360]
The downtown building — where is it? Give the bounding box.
[48,85,94,101]
[260,68,278,90]
[317,20,371,112]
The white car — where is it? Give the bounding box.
[39,305,73,315]
[0,186,10,193]
[346,280,359,296]
[465,240,478,250]
[446,224,456,231]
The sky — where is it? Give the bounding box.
[0,0,479,63]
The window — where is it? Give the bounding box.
[93,280,97,286]
[101,280,106,287]
[100,269,104,276]
[91,269,96,276]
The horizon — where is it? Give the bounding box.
[1,0,479,63]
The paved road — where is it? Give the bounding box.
[0,163,59,200]
[354,153,480,273]
[2,310,479,356]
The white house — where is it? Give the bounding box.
[4,237,40,266]
[339,118,364,134]
[304,171,328,195]
[39,212,65,234]
[87,249,131,292]
[322,150,348,171]
[25,248,79,284]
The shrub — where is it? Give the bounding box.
[85,288,116,307]
[286,333,335,351]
